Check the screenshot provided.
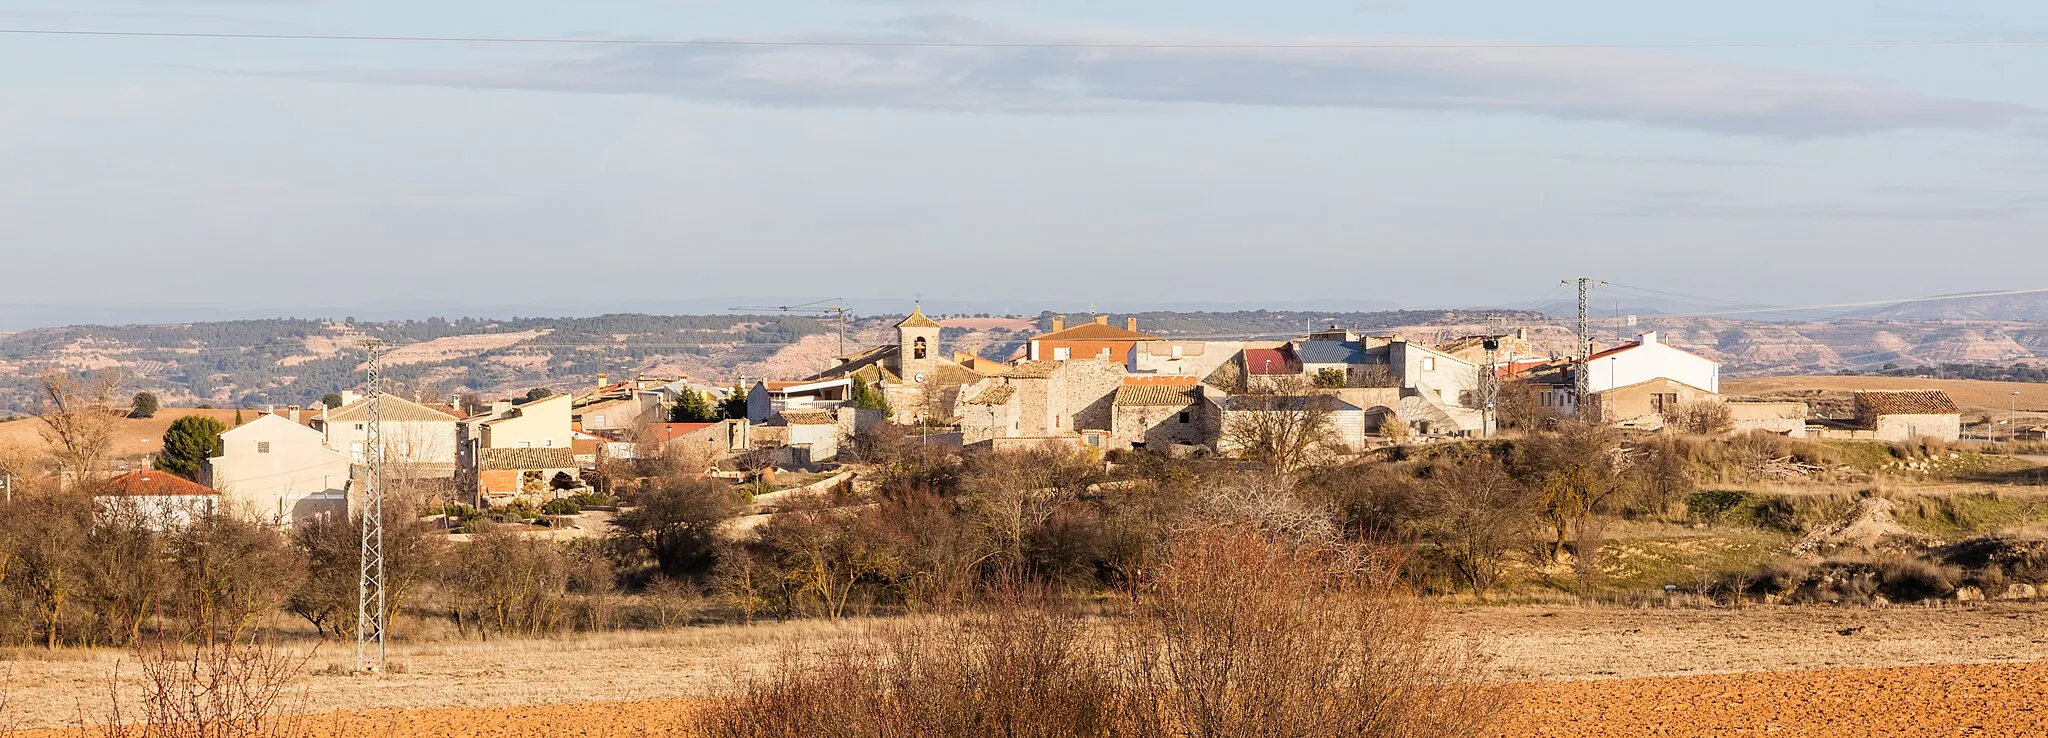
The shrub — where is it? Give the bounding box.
[1662,400,1732,435]
[1683,491,1749,523]
[541,498,582,516]
[699,529,1506,738]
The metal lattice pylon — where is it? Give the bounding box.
[356,340,387,673]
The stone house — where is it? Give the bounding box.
[1854,390,1962,442]
[957,359,1125,447]
[204,414,352,526]
[1110,376,1215,450]
[1582,377,1721,427]
[457,393,578,506]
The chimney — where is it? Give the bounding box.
[493,400,512,415]
[1052,315,1065,332]
[1094,315,1109,326]
[1639,331,1659,345]
[1514,327,1528,341]
[264,403,275,414]
[597,372,609,393]
[288,405,301,423]
[1126,317,1138,332]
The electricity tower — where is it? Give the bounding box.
[356,340,387,674]
[1564,278,1604,413]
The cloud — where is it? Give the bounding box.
[1549,153,1783,167]
[1614,188,2045,223]
[305,16,2037,137]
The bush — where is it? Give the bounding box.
[699,530,1506,738]
[541,498,582,516]
[1683,490,1749,523]
[1662,400,1732,435]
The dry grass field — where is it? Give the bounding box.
[0,407,252,458]
[1726,375,2048,416]
[9,604,2048,736]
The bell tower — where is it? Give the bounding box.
[894,305,943,383]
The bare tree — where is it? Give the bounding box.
[1519,421,1637,566]
[35,370,124,490]
[1416,456,1538,597]
[1221,376,1339,476]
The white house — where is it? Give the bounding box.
[313,395,459,476]
[203,414,352,526]
[1582,332,1720,395]
[1532,332,1723,418]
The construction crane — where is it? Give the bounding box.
[728,298,851,357]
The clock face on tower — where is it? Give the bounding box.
[914,373,926,383]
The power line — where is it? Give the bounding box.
[9,27,2048,50]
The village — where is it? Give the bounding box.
[63,306,1971,527]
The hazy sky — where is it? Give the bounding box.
[3,0,2046,315]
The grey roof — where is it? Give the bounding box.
[1293,341,1376,365]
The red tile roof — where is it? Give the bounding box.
[1033,323,1162,342]
[1244,347,1301,375]
[100,470,218,497]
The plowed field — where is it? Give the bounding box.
[25,661,2039,738]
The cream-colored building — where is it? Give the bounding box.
[314,395,460,477]
[203,414,352,526]
[457,394,578,504]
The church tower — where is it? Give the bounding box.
[894,305,943,384]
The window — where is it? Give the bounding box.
[1171,344,1184,358]
[544,439,554,447]
[256,442,271,454]
[591,414,606,427]
[1053,347,1071,361]
[913,336,928,360]
[1421,357,1436,371]
[518,440,533,448]
[355,424,364,431]
[1178,411,1190,424]
[1098,347,1111,358]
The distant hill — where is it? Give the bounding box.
[2,308,2046,417]
[1863,292,2048,322]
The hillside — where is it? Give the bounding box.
[1864,292,2048,322]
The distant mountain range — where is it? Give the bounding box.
[1860,292,2048,322]
[3,302,2046,417]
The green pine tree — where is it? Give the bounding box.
[849,376,892,414]
[156,415,228,479]
[669,387,717,423]
[719,384,749,420]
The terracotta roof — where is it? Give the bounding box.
[321,395,460,423]
[1114,384,1200,407]
[1244,347,1301,375]
[1857,390,1960,416]
[1033,323,1162,342]
[782,410,839,426]
[100,470,217,497]
[1005,360,1064,379]
[895,307,945,329]
[965,385,1016,406]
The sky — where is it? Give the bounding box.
[3,0,2047,322]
